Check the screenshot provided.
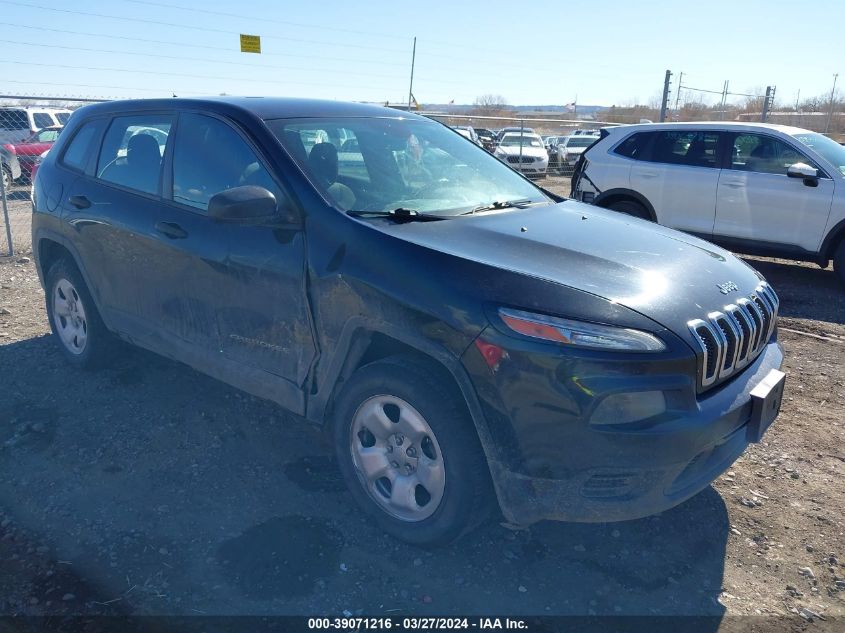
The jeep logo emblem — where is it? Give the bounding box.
[717,281,740,295]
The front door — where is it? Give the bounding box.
[714,132,835,253]
[169,112,316,387]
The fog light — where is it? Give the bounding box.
[590,391,666,426]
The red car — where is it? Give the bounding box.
[4,126,62,181]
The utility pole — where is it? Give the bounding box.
[673,71,684,117]
[719,81,729,120]
[761,86,773,122]
[825,73,838,133]
[659,69,672,122]
[407,37,416,111]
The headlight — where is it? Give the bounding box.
[498,308,666,352]
[590,391,666,425]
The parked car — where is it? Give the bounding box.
[474,127,496,151]
[493,132,549,177]
[572,128,601,136]
[572,122,845,284]
[452,125,481,146]
[0,107,72,144]
[0,144,22,191]
[495,126,535,141]
[556,134,599,174]
[544,136,563,171]
[33,98,784,545]
[8,125,62,180]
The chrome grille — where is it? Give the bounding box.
[688,282,779,389]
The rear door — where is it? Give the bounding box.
[62,113,177,329]
[714,132,835,253]
[629,129,724,235]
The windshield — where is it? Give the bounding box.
[792,132,845,176]
[500,135,543,147]
[565,137,596,148]
[266,117,549,215]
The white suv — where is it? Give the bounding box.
[572,122,845,283]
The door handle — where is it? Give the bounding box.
[68,195,91,209]
[154,221,188,239]
[722,181,745,189]
[635,171,659,179]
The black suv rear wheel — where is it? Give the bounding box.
[45,258,116,368]
[332,356,492,546]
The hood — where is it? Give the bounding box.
[497,145,547,157]
[379,202,765,340]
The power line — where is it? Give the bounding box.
[6,0,614,80]
[121,0,410,41]
[0,39,470,86]
[4,1,409,55]
[0,21,410,68]
[0,60,395,92]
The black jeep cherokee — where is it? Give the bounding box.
[32,98,785,545]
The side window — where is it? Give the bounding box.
[97,115,172,195]
[38,129,60,142]
[32,113,54,129]
[60,121,103,172]
[613,132,652,160]
[0,110,28,131]
[731,134,819,175]
[172,113,279,211]
[55,112,72,125]
[650,131,720,168]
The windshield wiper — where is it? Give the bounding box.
[346,208,449,222]
[459,198,537,215]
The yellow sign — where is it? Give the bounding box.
[240,34,261,54]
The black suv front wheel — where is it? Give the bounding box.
[332,356,492,546]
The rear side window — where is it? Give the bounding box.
[32,113,54,129]
[172,113,279,210]
[0,110,29,131]
[613,132,652,159]
[650,131,720,168]
[55,112,72,125]
[97,115,173,195]
[61,121,103,172]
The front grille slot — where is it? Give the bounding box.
[687,282,779,391]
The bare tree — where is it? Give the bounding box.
[472,94,510,116]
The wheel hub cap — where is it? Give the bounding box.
[349,395,446,522]
[52,278,88,355]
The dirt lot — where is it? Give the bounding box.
[0,179,844,629]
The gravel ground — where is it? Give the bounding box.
[0,177,843,628]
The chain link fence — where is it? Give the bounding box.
[1,98,92,255]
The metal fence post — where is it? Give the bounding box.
[0,154,13,258]
[519,118,524,166]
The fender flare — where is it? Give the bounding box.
[820,217,845,260]
[307,318,501,467]
[33,228,108,316]
[593,188,658,222]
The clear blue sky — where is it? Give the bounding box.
[1,0,842,107]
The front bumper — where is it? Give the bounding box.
[462,330,784,525]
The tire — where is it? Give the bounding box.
[1,166,10,192]
[607,199,651,221]
[834,239,845,286]
[332,356,492,546]
[45,258,116,368]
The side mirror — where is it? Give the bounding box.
[786,163,818,180]
[207,186,297,224]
